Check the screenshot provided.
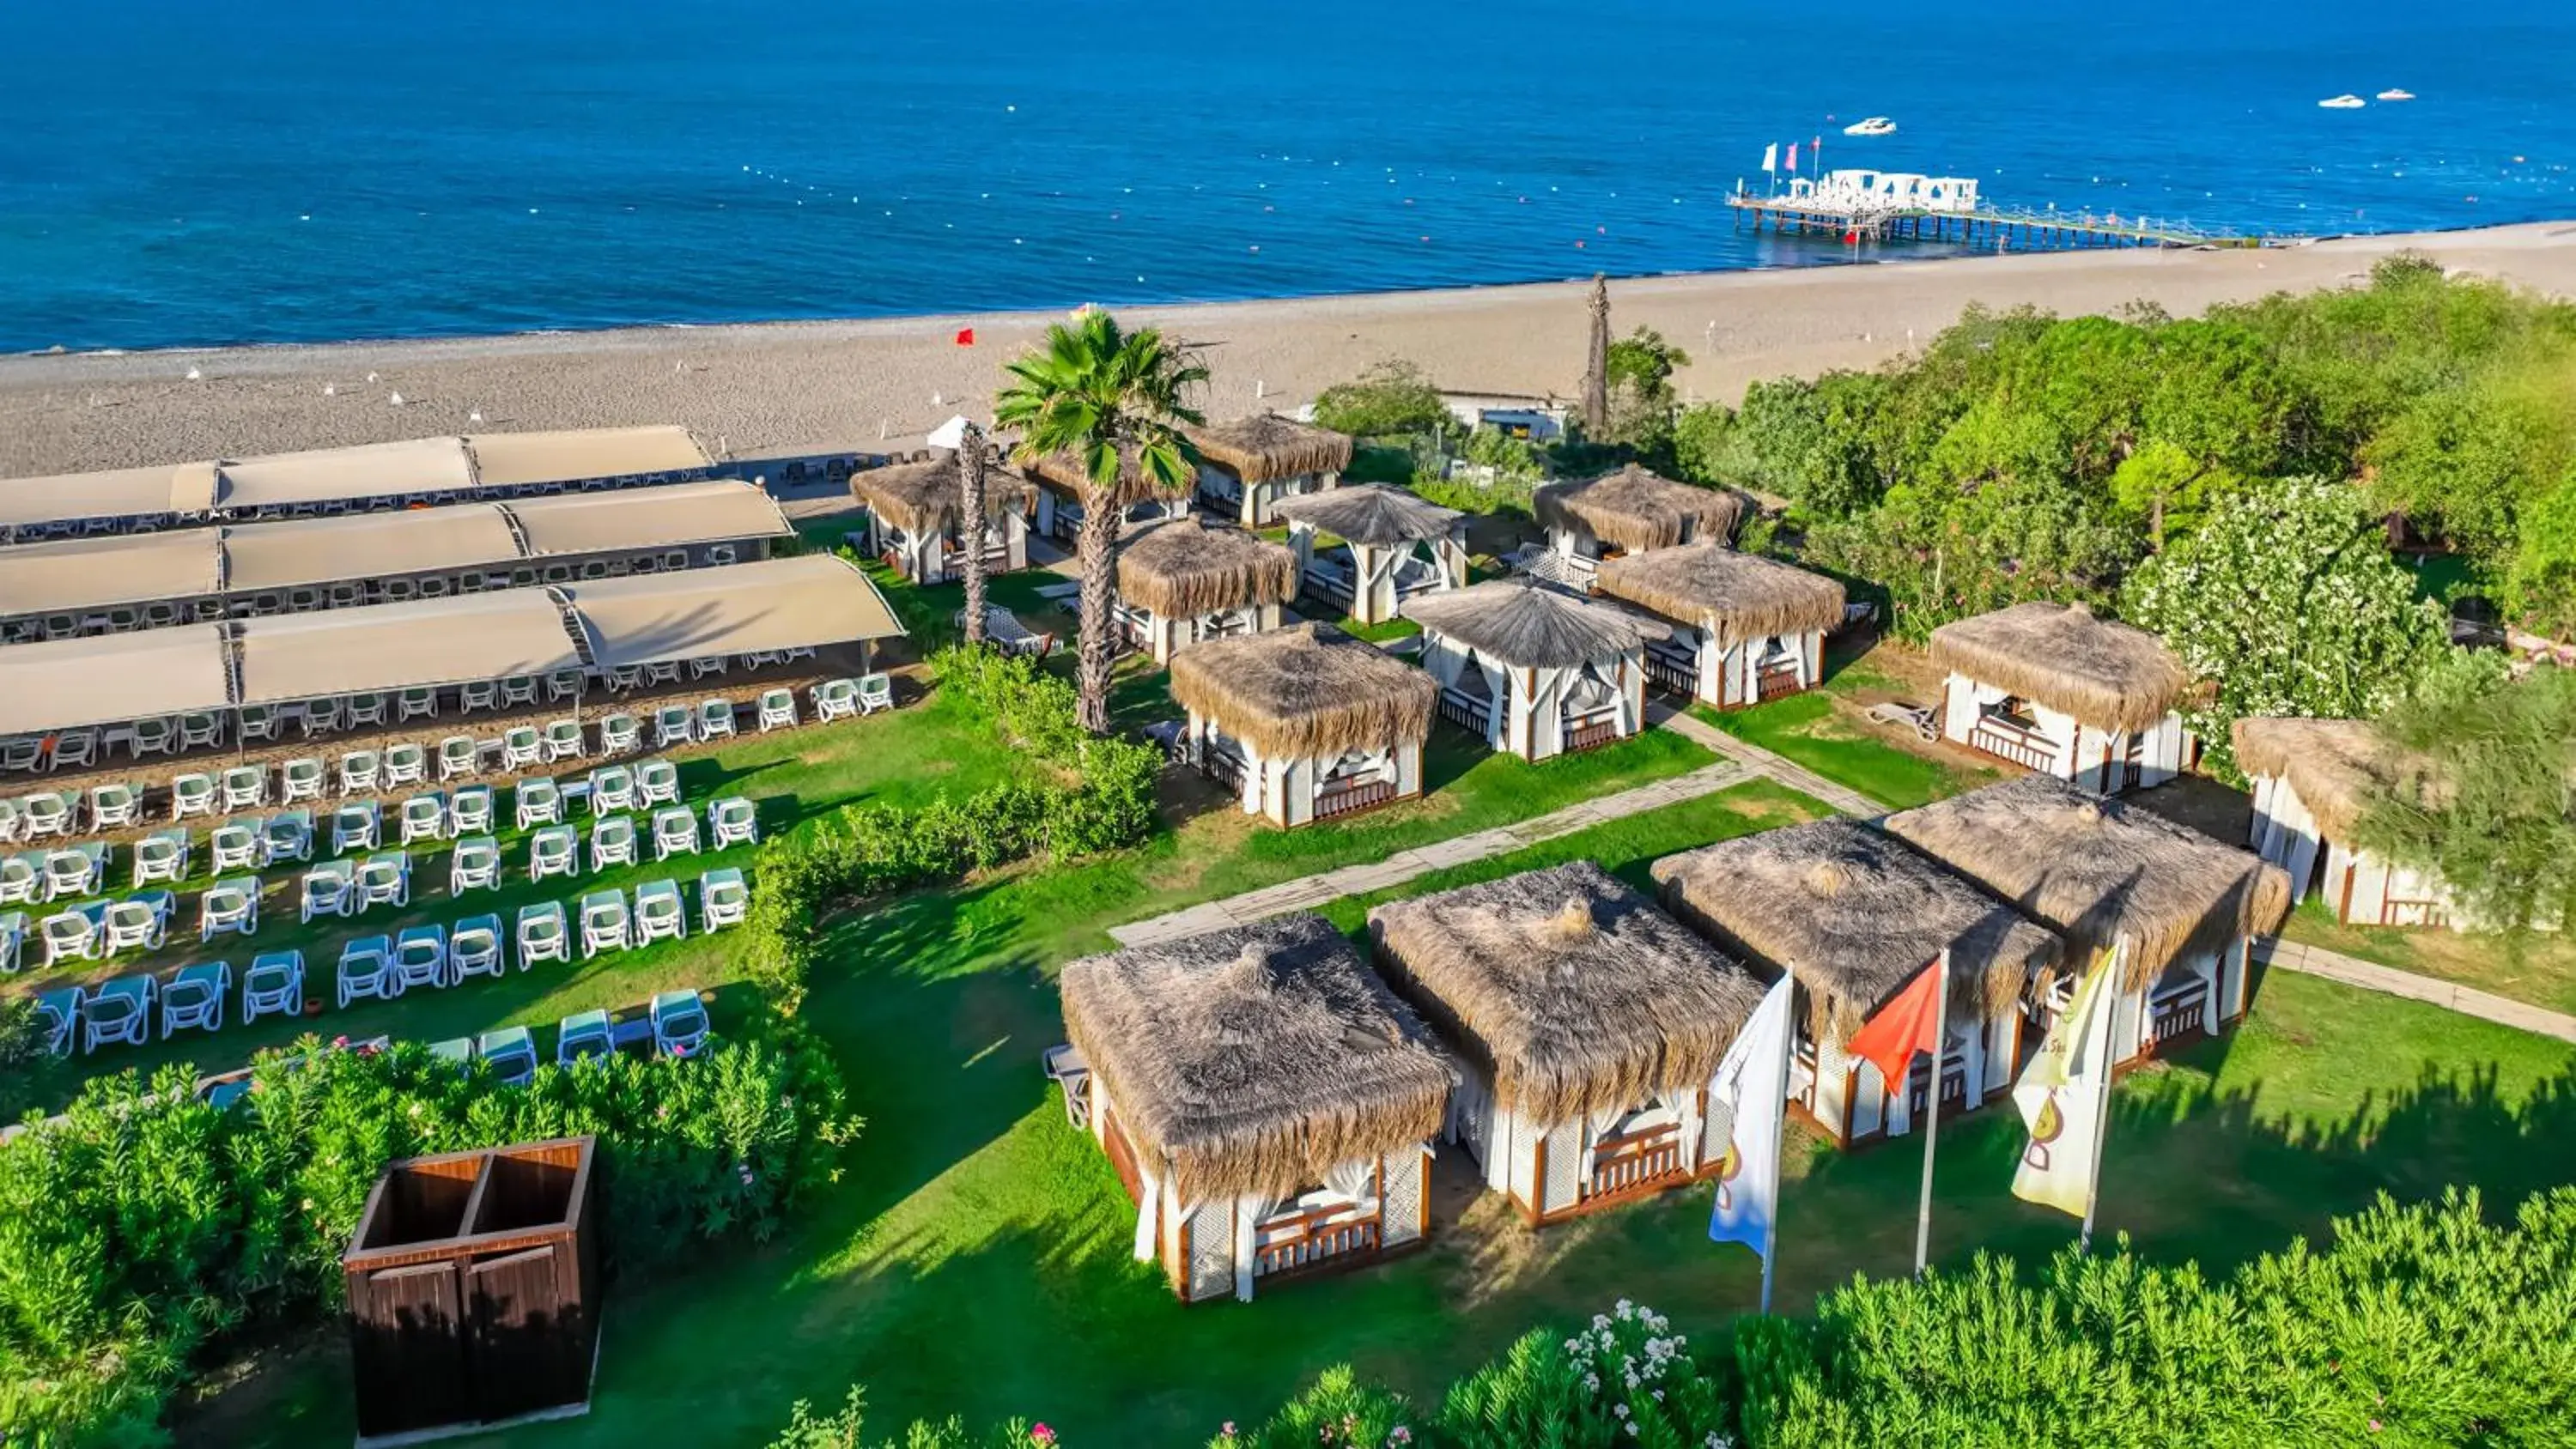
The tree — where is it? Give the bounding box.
[2509,472,2576,636]
[2357,664,2574,935]
[1734,371,1893,518]
[1580,274,1609,435]
[2121,476,2453,783]
[1311,360,1449,440]
[995,311,1206,733]
[1601,326,1690,461]
[956,421,990,646]
[2364,385,2540,561]
[1806,476,2134,641]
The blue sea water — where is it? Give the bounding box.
[1,0,2570,352]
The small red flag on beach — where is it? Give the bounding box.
[954,327,975,346]
[1844,229,1860,246]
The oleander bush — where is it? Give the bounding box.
[0,1028,859,1446]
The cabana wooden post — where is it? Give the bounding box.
[1883,774,2292,1072]
[849,452,1036,585]
[1593,543,1846,708]
[1402,579,1665,760]
[1652,819,2063,1147]
[1184,414,1354,527]
[1111,519,1298,664]
[1272,485,1467,626]
[1167,623,1435,828]
[1532,464,1744,580]
[2233,717,2475,929]
[1059,914,1450,1302]
[1927,602,2193,793]
[1368,862,1768,1225]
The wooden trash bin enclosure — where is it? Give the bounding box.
[343,1137,601,1444]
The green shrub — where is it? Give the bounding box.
[1314,361,1451,440]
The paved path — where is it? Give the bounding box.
[2254,937,2576,1044]
[1645,702,1886,818]
[1109,760,1751,946]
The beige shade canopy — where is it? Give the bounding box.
[465,427,710,488]
[222,506,526,594]
[0,531,224,616]
[215,437,478,510]
[0,626,234,737]
[0,463,221,528]
[234,591,587,706]
[568,555,905,669]
[507,480,789,557]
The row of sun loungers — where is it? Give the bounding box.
[30,870,746,1056]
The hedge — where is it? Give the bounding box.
[0,1027,860,1445]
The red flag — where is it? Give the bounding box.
[954,327,975,346]
[1846,958,1943,1088]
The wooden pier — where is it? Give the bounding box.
[1727,193,2288,252]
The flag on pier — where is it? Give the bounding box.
[1760,142,1778,174]
[1785,142,1799,174]
[2011,952,2116,1221]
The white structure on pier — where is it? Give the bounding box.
[1785,170,1980,215]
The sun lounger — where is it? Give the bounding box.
[382,743,429,790]
[450,913,506,982]
[199,876,259,942]
[168,773,219,822]
[651,806,700,861]
[210,823,261,875]
[813,677,860,723]
[301,859,356,922]
[128,830,186,890]
[353,852,410,912]
[392,925,448,992]
[635,759,680,809]
[756,688,797,732]
[652,705,694,749]
[579,889,629,957]
[337,935,396,1009]
[651,988,710,1058]
[83,973,154,1052]
[448,784,496,836]
[699,867,748,931]
[161,961,231,1038]
[242,950,306,1026]
[264,809,314,864]
[449,836,502,894]
[40,903,103,966]
[480,1025,538,1086]
[89,782,143,830]
[280,757,326,804]
[543,718,586,763]
[856,672,894,715]
[501,726,544,771]
[516,778,564,830]
[101,897,167,955]
[0,854,36,907]
[437,735,479,781]
[517,900,569,967]
[587,765,635,815]
[635,878,686,944]
[706,797,757,850]
[697,698,737,741]
[590,815,637,870]
[398,792,447,847]
[529,824,580,883]
[0,911,24,973]
[337,750,382,797]
[35,985,81,1056]
[556,1008,615,1067]
[1042,1043,1092,1129]
[331,801,380,856]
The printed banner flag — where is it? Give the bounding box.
[1845,957,1942,1090]
[1785,142,1799,174]
[1709,976,1795,1253]
[2011,953,2116,1218]
[1760,142,1778,174]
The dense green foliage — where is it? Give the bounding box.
[2358,664,2576,934]
[1,1030,857,1445]
[1598,327,1689,461]
[2122,477,2455,781]
[1312,360,1452,440]
[741,648,1161,1008]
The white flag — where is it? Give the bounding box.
[1760,142,1779,174]
[2011,953,2115,1218]
[1708,976,1794,1255]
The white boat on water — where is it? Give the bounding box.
[1842,117,1898,136]
[2377,88,2415,101]
[2318,94,2366,110]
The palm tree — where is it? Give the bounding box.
[956,420,990,646]
[1580,274,1611,437]
[994,310,1207,733]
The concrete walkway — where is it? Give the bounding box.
[2255,937,2576,1044]
[1646,702,1886,818]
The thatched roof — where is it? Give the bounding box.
[1019,444,1186,507]
[1170,623,1436,761]
[1400,579,1667,670]
[1272,485,1463,547]
[1114,519,1298,620]
[2231,716,2422,843]
[1927,602,2190,735]
[1881,774,2292,989]
[1534,465,1745,552]
[1059,913,1450,1203]
[849,452,1037,537]
[1594,543,1847,644]
[1186,414,1355,483]
[1367,861,1767,1125]
[1651,819,2063,1039]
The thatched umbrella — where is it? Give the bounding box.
[1534,465,1745,554]
[1652,818,2063,1040]
[1271,484,1461,549]
[1169,622,1435,762]
[1401,578,1667,670]
[1881,774,2292,990]
[1115,519,1297,621]
[1184,414,1355,484]
[1059,913,1450,1203]
[848,451,1037,541]
[1594,542,1845,646]
[1368,860,1766,1127]
[1926,602,2190,737]
[1581,275,1610,434]
[2230,717,2410,844]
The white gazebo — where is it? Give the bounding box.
[1402,580,1662,761]
[1168,624,1437,828]
[1272,485,1468,627]
[2234,716,2478,930]
[850,452,1035,586]
[1593,543,1847,708]
[1185,415,1355,528]
[1112,520,1298,665]
[1927,602,2192,795]
[1530,465,1743,582]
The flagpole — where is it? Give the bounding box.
[2077,942,2123,1252]
[1759,996,1794,1314]
[1912,950,1948,1277]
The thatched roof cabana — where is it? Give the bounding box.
[1186,414,1354,482]
[1927,602,2190,735]
[1019,444,1187,507]
[1651,819,2063,1038]
[849,452,1037,537]
[1272,484,1461,547]
[1115,519,1298,620]
[1882,774,2292,988]
[1368,861,1766,1125]
[1060,914,1450,1202]
[1594,543,1847,643]
[1170,623,1435,761]
[1400,579,1667,669]
[1534,465,1745,552]
[2228,716,2436,844]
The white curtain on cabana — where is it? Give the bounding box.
[1133,1167,1165,1261]
[1322,1156,1380,1207]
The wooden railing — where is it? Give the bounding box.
[1564,715,1622,753]
[1643,642,1700,698]
[1315,775,1398,822]
[1302,568,1356,612]
[1755,658,1805,700]
[2148,979,2207,1047]
[1580,1121,1686,1202]
[1902,1053,1975,1120]
[1438,687,1494,737]
[1253,1203,1381,1280]
[1967,716,2060,773]
[1201,748,1248,796]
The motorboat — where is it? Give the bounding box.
[2318,94,2366,110]
[1842,117,1898,136]
[2376,88,2415,101]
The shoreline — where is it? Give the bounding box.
[7,219,2574,476]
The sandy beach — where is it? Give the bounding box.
[7,221,2575,477]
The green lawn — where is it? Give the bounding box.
[1692,690,1995,810]
[183,773,2576,1447]
[2281,896,2576,1017]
